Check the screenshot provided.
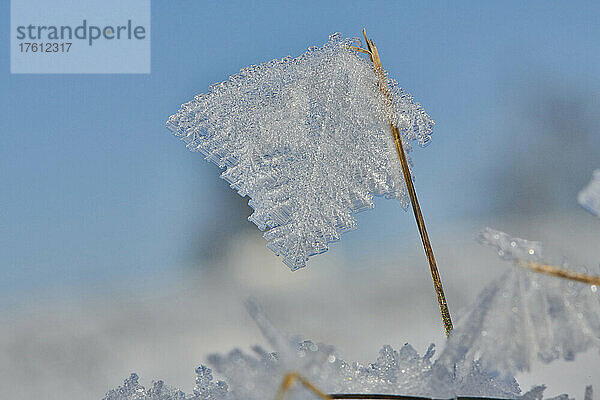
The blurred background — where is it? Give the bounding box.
[1,1,600,399]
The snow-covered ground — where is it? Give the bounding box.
[1,211,599,400]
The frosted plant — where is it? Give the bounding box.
[206,301,520,399]
[579,170,600,217]
[103,299,593,400]
[166,33,433,270]
[103,374,190,400]
[105,371,580,400]
[105,300,528,400]
[439,228,600,376]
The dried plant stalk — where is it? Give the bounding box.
[275,372,332,400]
[353,29,453,336]
[517,260,600,286]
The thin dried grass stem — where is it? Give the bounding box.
[275,372,332,400]
[517,260,600,286]
[390,126,453,336]
[353,28,453,336]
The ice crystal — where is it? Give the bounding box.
[440,228,600,376]
[103,373,188,400]
[579,170,600,217]
[478,227,543,262]
[105,300,524,400]
[104,299,594,400]
[166,33,434,270]
[520,386,575,400]
[208,300,490,399]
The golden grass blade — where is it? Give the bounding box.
[351,28,453,336]
[390,125,453,335]
[517,260,600,286]
[275,372,332,400]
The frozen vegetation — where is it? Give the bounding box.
[104,300,521,400]
[167,33,433,270]
[105,296,594,400]
[117,33,600,400]
[104,225,599,399]
[440,228,600,377]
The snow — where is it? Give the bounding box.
[166,33,433,270]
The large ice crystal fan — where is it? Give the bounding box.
[167,33,434,270]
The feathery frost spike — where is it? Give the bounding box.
[166,33,434,270]
[579,170,600,217]
[440,228,600,376]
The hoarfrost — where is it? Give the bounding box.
[103,229,598,399]
[105,301,523,400]
[578,170,600,217]
[440,228,600,376]
[166,33,434,270]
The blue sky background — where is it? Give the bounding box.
[2,1,600,305]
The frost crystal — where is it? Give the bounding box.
[166,33,434,270]
[477,227,543,262]
[206,300,515,399]
[103,373,188,400]
[578,170,600,217]
[440,228,600,376]
[105,300,526,400]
